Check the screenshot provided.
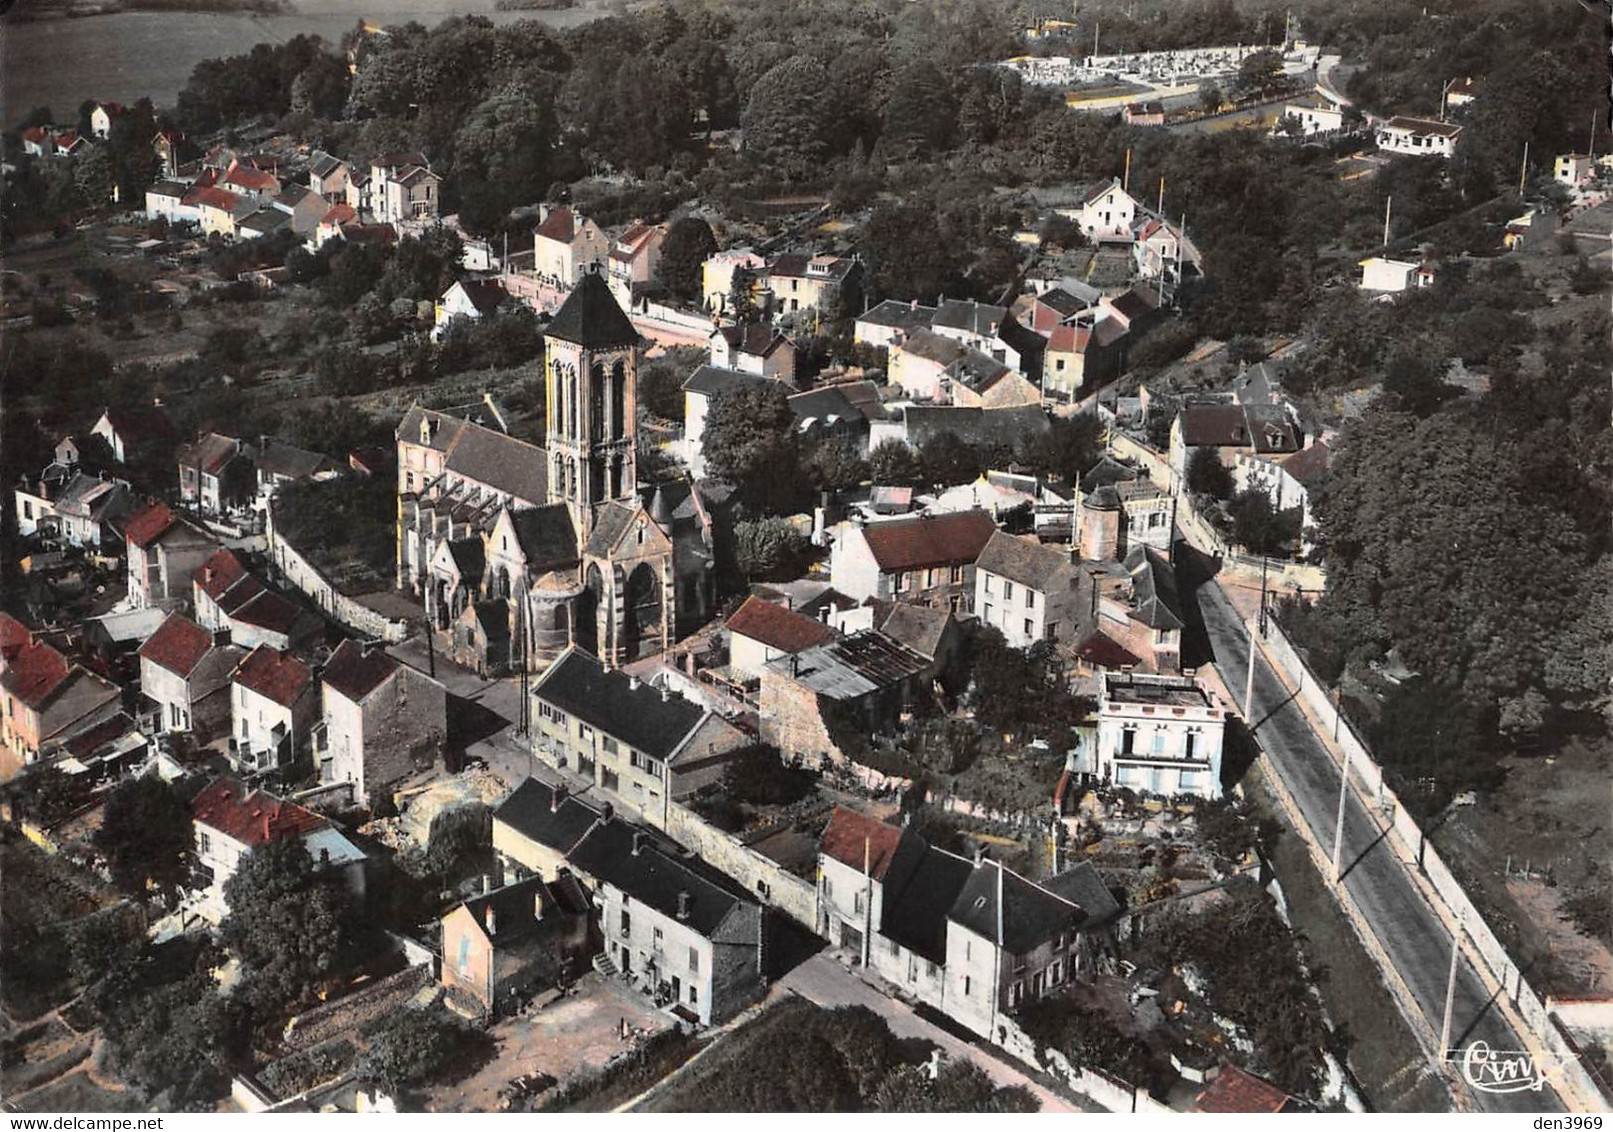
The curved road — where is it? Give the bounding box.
[1197,581,1566,1113]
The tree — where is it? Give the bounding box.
[1020,414,1101,483]
[357,1006,495,1094]
[1382,344,1446,414]
[1197,85,1223,115]
[95,775,193,900]
[220,839,356,1013]
[869,439,923,488]
[1232,49,1284,101]
[100,970,246,1110]
[733,517,808,580]
[918,431,983,489]
[659,216,718,304]
[1228,489,1301,556]
[874,1059,1038,1112]
[702,382,799,497]
[807,438,870,492]
[742,56,835,176]
[423,802,492,883]
[882,61,958,160]
[1186,446,1234,498]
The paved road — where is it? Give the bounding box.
[1196,582,1566,1114]
[778,954,1098,1113]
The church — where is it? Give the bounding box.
[396,273,714,673]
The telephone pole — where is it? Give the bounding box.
[1243,619,1258,722]
[1330,745,1351,881]
[1440,914,1466,1059]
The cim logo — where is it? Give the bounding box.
[1460,1040,1553,1094]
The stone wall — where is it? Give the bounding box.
[267,510,411,644]
[662,802,818,931]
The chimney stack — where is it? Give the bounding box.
[632,831,646,856]
[533,890,544,921]
[483,904,497,935]
[481,874,492,894]
[676,891,691,921]
[550,784,567,813]
[628,674,640,691]
[601,802,614,822]
[660,685,671,703]
[972,845,986,868]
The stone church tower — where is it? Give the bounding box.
[545,270,639,539]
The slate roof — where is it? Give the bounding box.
[1126,545,1184,631]
[230,590,312,636]
[819,806,910,880]
[1080,456,1138,493]
[1279,440,1331,486]
[932,299,1007,336]
[880,845,976,964]
[534,205,577,243]
[767,631,931,700]
[715,323,788,357]
[877,602,952,660]
[138,613,214,677]
[508,505,578,569]
[579,500,643,560]
[239,208,291,236]
[372,151,428,172]
[532,649,706,761]
[0,640,72,710]
[975,530,1076,592]
[232,645,313,707]
[1179,403,1250,447]
[493,777,605,859]
[1244,404,1300,454]
[99,404,176,446]
[192,777,327,847]
[256,440,337,481]
[439,419,547,505]
[178,432,244,475]
[682,364,768,398]
[546,272,639,350]
[895,329,969,366]
[787,384,874,427]
[899,405,1050,449]
[858,300,937,331]
[949,860,1085,953]
[859,509,997,572]
[1075,629,1141,669]
[726,596,836,654]
[456,875,585,946]
[308,151,345,177]
[1042,861,1122,926]
[767,253,856,282]
[567,817,755,937]
[321,639,401,702]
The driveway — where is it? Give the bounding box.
[777,954,1099,1113]
[424,973,671,1113]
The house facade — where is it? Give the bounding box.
[829,510,997,612]
[125,503,218,611]
[440,875,594,1017]
[230,645,317,774]
[317,639,447,808]
[138,612,244,740]
[533,205,609,285]
[1375,116,1461,157]
[973,531,1081,649]
[0,639,122,775]
[1095,671,1226,799]
[723,595,837,683]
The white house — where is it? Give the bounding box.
[723,595,837,682]
[1276,97,1344,137]
[680,364,769,478]
[432,278,509,341]
[89,102,124,140]
[145,181,199,225]
[1095,671,1226,799]
[853,300,938,350]
[533,205,609,285]
[317,639,446,808]
[972,531,1081,649]
[1554,153,1595,188]
[137,612,244,739]
[706,324,796,384]
[190,776,366,924]
[229,645,318,774]
[1073,178,1140,241]
[1359,255,1436,294]
[1375,116,1461,158]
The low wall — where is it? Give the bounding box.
[266,511,410,644]
[1258,615,1611,1112]
[995,1012,1174,1114]
[661,802,818,931]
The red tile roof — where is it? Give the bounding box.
[223,162,278,192]
[1279,440,1332,486]
[194,548,249,602]
[726,596,837,654]
[320,203,356,227]
[1075,630,1140,670]
[191,777,327,847]
[124,501,177,549]
[0,613,33,662]
[860,510,997,572]
[1195,1066,1295,1113]
[184,186,242,212]
[1048,324,1091,353]
[321,639,400,702]
[0,640,72,710]
[534,204,575,243]
[22,126,48,144]
[231,645,313,708]
[820,806,907,880]
[138,613,214,677]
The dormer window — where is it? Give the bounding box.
[420,418,432,445]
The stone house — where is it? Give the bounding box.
[1169,401,1301,484]
[816,807,1120,1039]
[533,205,609,285]
[852,300,936,350]
[700,247,767,316]
[763,253,861,316]
[758,631,933,768]
[191,776,366,924]
[92,404,177,466]
[1094,671,1227,799]
[530,648,750,824]
[138,612,244,740]
[253,439,341,509]
[707,324,796,386]
[177,432,255,517]
[229,645,317,774]
[126,502,218,611]
[829,509,997,613]
[0,637,122,776]
[307,151,350,203]
[973,531,1081,649]
[317,639,446,809]
[440,874,595,1017]
[493,777,608,883]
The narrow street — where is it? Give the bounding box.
[1195,580,1566,1114]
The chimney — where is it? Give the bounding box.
[972,844,986,868]
[660,685,671,703]
[676,891,691,921]
[632,831,646,856]
[204,566,214,585]
[550,784,567,813]
[213,628,231,648]
[533,889,545,921]
[628,674,640,691]
[483,904,496,935]
[601,802,614,822]
[481,874,492,894]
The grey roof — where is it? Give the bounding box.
[494,777,606,860]
[579,499,641,560]
[444,421,548,505]
[532,648,706,761]
[949,860,1086,953]
[509,504,577,569]
[308,150,345,177]
[932,299,1008,336]
[546,272,639,350]
[897,329,970,366]
[900,405,1051,450]
[880,844,974,965]
[858,300,937,331]
[1233,361,1282,407]
[239,207,291,235]
[766,630,931,700]
[1125,544,1183,631]
[787,384,870,429]
[471,600,510,641]
[446,538,485,581]
[682,365,768,398]
[876,603,953,660]
[256,440,337,480]
[1080,455,1138,492]
[567,817,756,937]
[1042,861,1122,927]
[975,530,1077,592]
[455,874,588,948]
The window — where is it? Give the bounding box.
[854,892,864,914]
[22,502,31,520]
[926,960,938,977]
[895,571,910,593]
[619,908,631,938]
[539,701,566,726]
[603,736,619,755]
[602,768,619,792]
[457,934,471,975]
[688,984,698,1005]
[1185,731,1198,760]
[1046,621,1059,642]
[964,975,973,997]
[984,575,994,595]
[1151,730,1166,756]
[197,831,212,856]
[965,940,971,961]
[579,723,595,744]
[757,879,771,899]
[652,926,664,952]
[889,938,900,957]
[1120,727,1136,755]
[822,876,833,897]
[1003,581,1014,601]
[950,564,963,584]
[1180,769,1202,791]
[1023,619,1034,638]
[983,603,994,621]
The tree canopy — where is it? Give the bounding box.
[94,775,194,901]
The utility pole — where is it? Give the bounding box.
[1590,110,1599,161]
[1518,141,1529,196]
[1123,147,1132,193]
[1332,683,1343,742]
[1330,745,1351,881]
[1243,619,1257,722]
[423,618,435,678]
[1157,175,1165,216]
[1440,914,1466,1059]
[1382,195,1393,248]
[1257,553,1271,637]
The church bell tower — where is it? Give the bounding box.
[544,271,641,538]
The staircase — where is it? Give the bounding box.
[592,951,620,978]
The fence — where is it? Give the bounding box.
[1257,616,1611,1112]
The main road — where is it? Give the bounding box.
[1196,580,1566,1113]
